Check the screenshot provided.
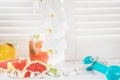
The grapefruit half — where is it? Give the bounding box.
[24,61,47,77]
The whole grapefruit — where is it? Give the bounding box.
[0,43,16,61]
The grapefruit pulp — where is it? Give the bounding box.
[10,59,28,71]
[24,61,47,77]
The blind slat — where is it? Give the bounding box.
[74,1,120,8]
[74,0,120,1]
[0,2,33,7]
[0,15,41,20]
[0,21,42,27]
[0,7,33,13]
[0,29,41,34]
[75,22,120,29]
[74,8,120,15]
[0,0,32,2]
[75,14,120,22]
[0,27,40,29]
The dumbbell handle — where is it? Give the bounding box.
[88,61,108,74]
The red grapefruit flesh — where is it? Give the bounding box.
[0,58,19,69]
[24,71,31,78]
[24,61,47,77]
[11,59,28,71]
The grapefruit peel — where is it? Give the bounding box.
[7,62,15,72]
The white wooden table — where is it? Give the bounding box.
[0,59,120,80]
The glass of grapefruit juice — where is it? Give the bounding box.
[29,35,49,64]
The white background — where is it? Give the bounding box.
[0,0,120,60]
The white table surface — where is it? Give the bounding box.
[0,58,120,80]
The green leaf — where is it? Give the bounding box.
[33,34,40,39]
[50,68,57,75]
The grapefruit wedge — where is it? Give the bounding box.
[24,61,47,77]
[0,58,19,70]
[11,59,28,71]
[9,59,28,71]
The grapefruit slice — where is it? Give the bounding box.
[10,59,28,71]
[24,61,47,77]
[0,58,19,69]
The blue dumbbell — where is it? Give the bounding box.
[83,56,120,80]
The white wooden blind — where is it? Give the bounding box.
[1,0,120,59]
[65,0,120,60]
[0,0,42,57]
